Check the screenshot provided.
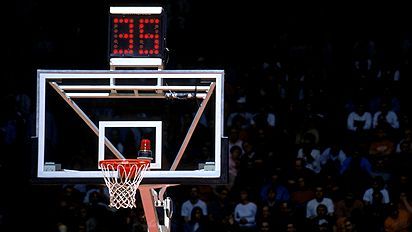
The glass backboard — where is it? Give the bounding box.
[34,69,227,184]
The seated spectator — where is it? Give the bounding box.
[259,188,280,214]
[335,217,357,232]
[369,86,401,115]
[320,142,347,175]
[237,140,265,196]
[368,128,395,158]
[181,186,208,223]
[340,146,373,197]
[290,177,315,210]
[295,118,321,146]
[286,158,316,188]
[256,205,274,231]
[363,191,389,232]
[363,176,390,205]
[347,103,372,132]
[323,174,342,201]
[372,101,399,131]
[296,133,322,174]
[384,203,411,232]
[285,222,298,232]
[183,206,209,232]
[259,171,290,203]
[334,192,364,221]
[207,186,234,231]
[395,128,412,154]
[370,158,392,183]
[228,145,242,190]
[228,128,245,155]
[306,186,334,219]
[390,174,412,200]
[226,101,254,130]
[257,220,272,232]
[250,104,276,129]
[234,189,258,231]
[272,201,299,231]
[309,204,335,232]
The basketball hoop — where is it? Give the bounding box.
[99,158,152,209]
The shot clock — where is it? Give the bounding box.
[108,7,166,69]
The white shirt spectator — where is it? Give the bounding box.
[363,188,390,204]
[320,147,347,166]
[306,198,334,218]
[181,199,208,221]
[251,112,276,127]
[234,202,257,227]
[297,148,322,174]
[373,110,399,129]
[347,111,372,131]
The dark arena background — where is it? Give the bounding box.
[2,1,412,231]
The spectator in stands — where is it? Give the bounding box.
[306,186,334,219]
[238,140,264,196]
[251,104,276,129]
[259,171,290,204]
[290,177,315,214]
[395,128,412,154]
[372,101,399,131]
[370,157,392,184]
[363,176,390,205]
[226,101,254,130]
[346,102,372,145]
[181,186,208,223]
[272,201,300,231]
[320,141,347,176]
[207,186,234,231]
[363,191,389,231]
[295,117,321,146]
[286,158,316,188]
[309,204,335,232]
[259,187,280,215]
[228,128,245,155]
[334,192,364,223]
[183,206,209,232]
[368,128,395,158]
[340,146,373,197]
[257,220,271,232]
[369,86,400,115]
[347,103,372,133]
[285,222,298,232]
[234,189,258,231]
[335,217,358,232]
[256,205,273,231]
[228,145,242,190]
[296,133,322,174]
[390,175,412,201]
[384,203,411,232]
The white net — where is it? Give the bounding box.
[99,158,151,209]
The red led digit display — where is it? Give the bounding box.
[109,14,165,58]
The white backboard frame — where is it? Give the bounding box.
[35,69,226,184]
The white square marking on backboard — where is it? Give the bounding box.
[98,121,162,169]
